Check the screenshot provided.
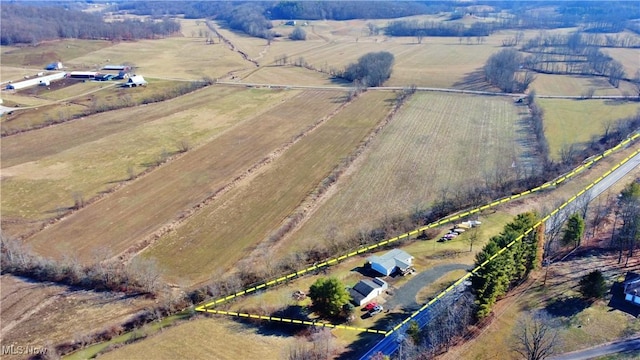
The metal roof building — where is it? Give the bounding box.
[5,72,67,90]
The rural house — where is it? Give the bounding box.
[367,249,414,276]
[349,278,388,306]
[623,272,640,306]
[124,75,147,87]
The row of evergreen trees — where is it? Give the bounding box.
[471,212,542,318]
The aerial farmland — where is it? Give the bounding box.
[1,1,639,360]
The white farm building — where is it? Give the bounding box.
[6,72,66,90]
[123,75,147,87]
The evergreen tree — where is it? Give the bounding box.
[309,277,351,319]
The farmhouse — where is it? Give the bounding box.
[5,72,66,90]
[367,249,414,277]
[123,75,147,87]
[349,278,388,306]
[623,272,640,306]
[69,71,98,79]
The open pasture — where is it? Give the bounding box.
[240,65,349,86]
[603,47,640,77]
[144,91,395,284]
[0,39,113,68]
[2,86,292,225]
[538,98,640,161]
[64,36,248,81]
[24,90,341,262]
[282,92,527,258]
[531,73,639,97]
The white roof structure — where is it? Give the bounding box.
[5,72,66,90]
[367,249,414,276]
[124,75,147,87]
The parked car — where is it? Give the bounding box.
[364,302,378,311]
[369,305,383,316]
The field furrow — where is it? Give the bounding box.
[24,90,343,262]
[142,91,395,285]
[283,92,526,256]
[1,87,296,230]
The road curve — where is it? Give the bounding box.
[549,335,640,360]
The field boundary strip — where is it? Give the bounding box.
[195,134,638,333]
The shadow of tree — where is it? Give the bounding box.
[451,68,497,92]
[545,296,590,317]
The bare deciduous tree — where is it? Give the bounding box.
[512,311,560,360]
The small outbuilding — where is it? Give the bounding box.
[624,272,640,306]
[123,75,147,87]
[367,249,414,277]
[349,278,388,306]
[45,62,63,70]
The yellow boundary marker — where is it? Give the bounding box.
[196,134,639,334]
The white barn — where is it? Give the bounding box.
[124,75,147,87]
[6,72,66,90]
[367,249,414,276]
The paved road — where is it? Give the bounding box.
[545,148,640,241]
[549,335,640,360]
[385,263,470,311]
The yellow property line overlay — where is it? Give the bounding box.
[199,308,387,334]
[386,144,640,336]
[196,135,638,334]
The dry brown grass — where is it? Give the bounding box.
[144,91,395,285]
[538,98,640,161]
[24,90,341,263]
[0,275,155,360]
[2,86,292,226]
[283,92,527,258]
[96,317,300,360]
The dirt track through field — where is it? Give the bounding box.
[25,90,344,263]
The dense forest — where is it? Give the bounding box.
[0,3,180,45]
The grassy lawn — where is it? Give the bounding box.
[144,91,395,285]
[23,90,339,262]
[538,98,640,161]
[284,92,527,261]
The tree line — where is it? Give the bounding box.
[472,212,542,319]
[0,3,180,45]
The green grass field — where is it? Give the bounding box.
[538,98,640,160]
[282,92,527,259]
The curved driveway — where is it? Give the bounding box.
[385,263,470,311]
